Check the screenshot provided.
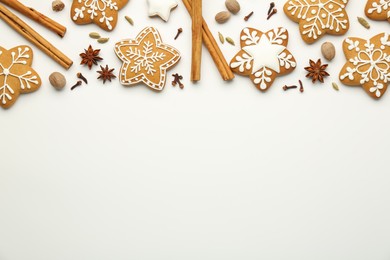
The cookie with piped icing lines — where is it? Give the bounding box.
[0,45,41,109]
[71,0,129,31]
[229,27,297,92]
[339,33,390,99]
[365,0,390,23]
[284,0,350,44]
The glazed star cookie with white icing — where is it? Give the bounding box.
[339,33,390,99]
[284,0,350,44]
[147,0,178,22]
[365,0,390,23]
[115,27,181,91]
[71,0,129,31]
[230,27,296,92]
[0,45,41,109]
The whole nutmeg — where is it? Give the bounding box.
[49,72,66,90]
[225,0,240,14]
[52,0,65,12]
[215,11,231,24]
[321,42,336,61]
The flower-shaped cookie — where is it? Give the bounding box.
[365,0,390,23]
[115,27,181,91]
[71,0,129,31]
[230,27,296,91]
[339,33,390,99]
[0,46,41,109]
[284,0,350,44]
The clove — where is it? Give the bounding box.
[172,73,184,89]
[77,72,88,84]
[267,8,277,20]
[267,2,275,15]
[283,85,297,91]
[71,80,82,91]
[299,80,304,93]
[174,28,183,40]
[244,11,254,21]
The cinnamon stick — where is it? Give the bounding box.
[182,0,234,81]
[191,0,202,82]
[0,0,67,38]
[0,4,73,69]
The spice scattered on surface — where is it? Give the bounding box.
[226,37,235,46]
[125,16,134,26]
[305,59,330,83]
[49,72,66,90]
[332,82,340,91]
[77,72,88,84]
[89,32,101,39]
[52,0,65,12]
[215,11,231,24]
[172,73,184,89]
[97,65,116,84]
[267,8,277,20]
[225,0,240,14]
[321,42,336,61]
[268,2,275,15]
[299,80,304,93]
[244,11,254,21]
[218,32,225,44]
[174,28,183,40]
[283,85,297,91]
[80,45,103,70]
[71,80,82,91]
[357,17,370,29]
[97,38,109,44]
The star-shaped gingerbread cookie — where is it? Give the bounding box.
[71,0,129,31]
[339,33,390,99]
[0,45,41,109]
[365,0,390,23]
[147,0,178,22]
[284,0,350,44]
[230,27,296,91]
[114,27,181,91]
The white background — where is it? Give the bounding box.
[1,0,390,259]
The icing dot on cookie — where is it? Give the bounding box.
[328,4,334,9]
[3,68,9,76]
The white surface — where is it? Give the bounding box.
[1,0,390,259]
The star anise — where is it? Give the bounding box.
[80,45,103,70]
[305,59,330,83]
[97,65,116,84]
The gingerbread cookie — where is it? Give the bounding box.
[339,33,390,99]
[147,0,178,22]
[365,0,390,23]
[284,0,350,44]
[230,27,296,91]
[114,27,181,91]
[0,46,41,109]
[71,0,129,31]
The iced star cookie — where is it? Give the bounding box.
[339,33,390,99]
[229,27,296,91]
[71,0,129,31]
[114,27,181,91]
[365,0,390,23]
[147,0,178,22]
[284,0,350,44]
[0,46,41,109]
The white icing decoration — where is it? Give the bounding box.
[230,28,296,90]
[367,0,390,14]
[72,0,119,30]
[340,34,390,98]
[286,0,349,40]
[0,47,39,106]
[127,41,166,75]
[147,0,178,22]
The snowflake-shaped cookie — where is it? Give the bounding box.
[0,46,41,109]
[230,27,296,91]
[284,0,350,44]
[365,0,390,23]
[339,33,390,99]
[71,0,129,31]
[115,27,181,91]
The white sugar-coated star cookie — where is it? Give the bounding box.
[147,0,178,22]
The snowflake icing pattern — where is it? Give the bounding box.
[0,46,41,109]
[230,27,296,91]
[127,41,166,75]
[284,0,349,43]
[340,33,390,99]
[365,0,390,22]
[72,0,127,31]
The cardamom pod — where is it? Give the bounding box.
[89,32,101,39]
[125,16,134,26]
[332,82,340,91]
[226,37,235,46]
[97,38,110,44]
[357,17,370,29]
[218,32,225,44]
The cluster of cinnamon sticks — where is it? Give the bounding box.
[0,0,72,69]
[183,0,234,82]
